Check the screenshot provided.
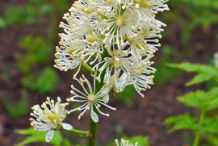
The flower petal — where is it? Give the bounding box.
[46,130,54,142]
[62,123,73,130]
[103,94,109,103]
[91,108,99,123]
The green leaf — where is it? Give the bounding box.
[186,74,213,86]
[168,63,218,85]
[206,135,218,146]
[16,128,63,146]
[178,88,218,112]
[201,117,218,134]
[164,113,197,133]
[62,139,72,146]
[127,136,150,146]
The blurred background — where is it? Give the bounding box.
[0,0,218,146]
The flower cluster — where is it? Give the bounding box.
[115,138,140,146]
[30,0,169,143]
[30,97,73,142]
[55,0,169,97]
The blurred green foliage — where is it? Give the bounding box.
[115,85,137,105]
[0,0,70,120]
[18,36,59,94]
[164,63,218,146]
[154,46,181,85]
[1,90,30,119]
[0,0,52,29]
[22,67,59,94]
[18,36,52,73]
[166,0,218,43]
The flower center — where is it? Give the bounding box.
[135,41,148,51]
[66,48,76,54]
[88,94,97,103]
[135,0,149,8]
[47,113,59,123]
[116,16,125,26]
[112,57,121,68]
[86,34,98,43]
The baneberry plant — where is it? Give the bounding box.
[18,0,169,145]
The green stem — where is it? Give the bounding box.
[86,109,99,146]
[82,62,98,75]
[193,112,205,146]
[62,128,89,138]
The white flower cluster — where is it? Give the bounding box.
[30,0,169,142]
[115,138,140,146]
[30,97,73,142]
[55,0,169,97]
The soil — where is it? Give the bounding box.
[0,1,218,146]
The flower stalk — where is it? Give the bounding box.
[86,108,99,146]
[62,128,89,138]
[193,111,205,146]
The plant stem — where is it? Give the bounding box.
[86,108,99,146]
[62,128,89,137]
[193,112,205,146]
[82,62,98,75]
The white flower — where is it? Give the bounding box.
[127,25,162,58]
[115,138,140,146]
[93,47,155,96]
[127,57,155,97]
[54,4,103,77]
[30,97,73,142]
[98,5,138,48]
[104,68,129,92]
[54,0,168,97]
[93,49,132,81]
[67,75,116,123]
[118,0,169,20]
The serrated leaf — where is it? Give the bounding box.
[201,117,218,134]
[168,63,217,74]
[177,90,206,109]
[16,128,63,146]
[186,74,213,86]
[178,88,218,112]
[164,113,197,133]
[168,63,218,85]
